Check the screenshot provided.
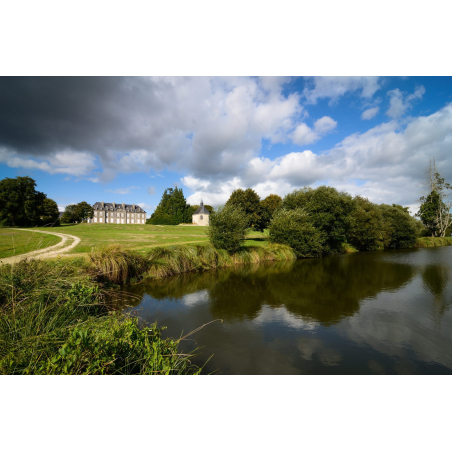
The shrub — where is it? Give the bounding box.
[269,208,325,258]
[146,214,179,225]
[281,186,354,254]
[380,204,417,249]
[207,205,249,253]
[348,196,385,251]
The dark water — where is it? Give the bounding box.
[121,247,452,374]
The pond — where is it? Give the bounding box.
[120,246,452,374]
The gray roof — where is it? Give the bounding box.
[93,202,146,213]
[193,205,210,215]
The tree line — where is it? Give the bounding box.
[0,177,60,227]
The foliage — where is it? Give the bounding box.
[89,244,149,284]
[207,204,249,252]
[347,196,385,251]
[0,176,59,227]
[380,204,417,249]
[225,188,262,230]
[256,194,282,231]
[0,258,200,375]
[269,208,325,258]
[150,187,191,224]
[417,159,452,237]
[415,237,452,248]
[282,186,355,254]
[61,201,93,224]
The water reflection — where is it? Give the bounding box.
[121,247,452,374]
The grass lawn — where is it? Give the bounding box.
[0,229,62,259]
[27,223,268,255]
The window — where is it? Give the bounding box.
[200,215,203,220]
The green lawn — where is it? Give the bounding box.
[0,229,62,259]
[28,223,268,254]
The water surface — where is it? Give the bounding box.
[121,247,452,374]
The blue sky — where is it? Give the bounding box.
[1,76,451,216]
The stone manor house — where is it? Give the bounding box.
[92,202,147,224]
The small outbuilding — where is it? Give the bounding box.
[192,200,210,226]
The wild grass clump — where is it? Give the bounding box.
[145,243,296,280]
[415,237,452,248]
[0,258,200,375]
[89,244,148,284]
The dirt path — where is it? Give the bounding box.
[0,229,81,265]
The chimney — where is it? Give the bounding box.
[122,203,125,209]
[133,204,135,210]
[112,202,115,208]
[101,201,104,208]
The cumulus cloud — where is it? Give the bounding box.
[137,203,153,216]
[386,85,426,118]
[291,116,337,145]
[104,186,139,195]
[361,107,380,120]
[303,76,381,104]
[183,103,452,213]
[0,77,303,181]
[147,186,156,195]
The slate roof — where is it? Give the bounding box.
[193,203,210,215]
[93,202,146,213]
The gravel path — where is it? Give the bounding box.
[0,229,81,265]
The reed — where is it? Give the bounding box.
[415,237,452,248]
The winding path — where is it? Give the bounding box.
[0,229,81,265]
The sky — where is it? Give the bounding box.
[0,76,451,217]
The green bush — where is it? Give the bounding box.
[348,196,385,251]
[207,205,249,253]
[146,214,179,225]
[269,208,325,258]
[380,204,417,249]
[281,186,354,254]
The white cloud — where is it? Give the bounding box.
[361,107,380,120]
[386,85,425,118]
[183,103,452,213]
[291,116,337,145]
[147,186,156,195]
[303,76,381,104]
[105,186,139,195]
[137,203,153,216]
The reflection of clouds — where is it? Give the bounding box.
[253,305,318,331]
[296,337,342,367]
[339,278,452,371]
[182,290,209,307]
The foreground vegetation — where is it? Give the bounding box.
[0,242,295,374]
[0,257,202,375]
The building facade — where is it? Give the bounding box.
[92,202,147,224]
[192,200,210,226]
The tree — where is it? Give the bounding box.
[225,188,261,230]
[150,187,191,224]
[269,208,325,258]
[417,159,452,237]
[75,201,94,222]
[380,204,417,249]
[40,198,60,226]
[256,194,282,232]
[207,205,249,253]
[281,186,355,254]
[61,204,79,224]
[0,176,57,226]
[347,196,385,251]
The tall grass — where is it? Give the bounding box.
[0,258,200,375]
[415,237,452,248]
[89,243,295,283]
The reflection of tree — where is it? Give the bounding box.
[209,254,414,325]
[422,264,452,322]
[118,254,415,326]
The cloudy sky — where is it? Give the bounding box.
[0,76,451,215]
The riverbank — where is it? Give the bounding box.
[415,237,452,247]
[0,243,294,374]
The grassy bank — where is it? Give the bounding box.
[415,237,452,247]
[0,243,294,374]
[0,229,62,259]
[0,257,201,375]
